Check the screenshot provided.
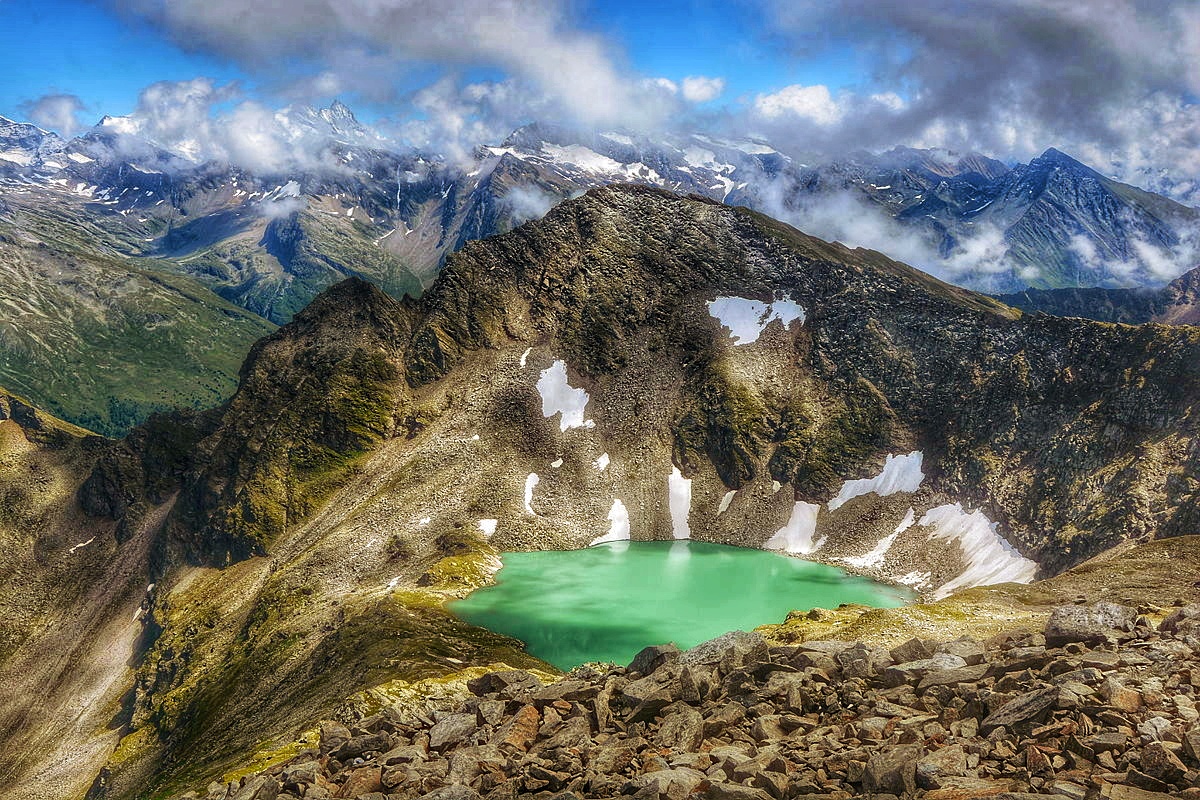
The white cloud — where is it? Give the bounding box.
[19,94,87,137]
[754,84,843,125]
[116,0,643,128]
[752,175,1020,289]
[503,185,560,224]
[98,78,377,174]
[646,77,679,95]
[681,76,726,104]
[753,0,1200,192]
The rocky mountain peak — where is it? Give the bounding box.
[1029,146,1095,175]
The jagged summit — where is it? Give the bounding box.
[1027,145,1101,175]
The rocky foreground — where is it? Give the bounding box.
[177,603,1200,800]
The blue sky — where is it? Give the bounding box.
[2,0,1198,187]
[0,0,861,126]
[0,0,237,121]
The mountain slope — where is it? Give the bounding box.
[0,211,276,436]
[2,185,1199,799]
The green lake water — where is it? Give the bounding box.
[450,540,912,670]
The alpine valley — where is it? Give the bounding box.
[2,182,1200,800]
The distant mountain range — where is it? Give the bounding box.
[1,103,1198,433]
[997,262,1200,325]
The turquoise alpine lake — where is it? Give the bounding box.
[449,540,912,670]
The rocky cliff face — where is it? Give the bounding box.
[3,185,1200,799]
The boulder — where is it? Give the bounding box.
[231,776,280,800]
[624,767,707,800]
[1044,603,1139,646]
[884,654,968,687]
[630,643,681,676]
[623,674,677,723]
[318,721,351,755]
[429,713,477,751]
[980,686,1060,734]
[916,744,968,789]
[491,704,540,752]
[466,670,541,697]
[655,705,704,752]
[416,787,481,800]
[332,732,391,761]
[1159,605,1200,635]
[936,637,987,666]
[336,766,382,798]
[1141,742,1187,784]
[702,783,773,800]
[680,631,768,673]
[702,703,746,737]
[1184,726,1200,762]
[863,743,923,795]
[891,637,935,664]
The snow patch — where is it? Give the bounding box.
[67,536,96,555]
[551,458,563,468]
[67,152,94,164]
[0,150,34,166]
[599,132,634,146]
[828,451,925,511]
[417,517,431,526]
[594,453,610,471]
[589,499,631,546]
[717,491,736,515]
[897,571,932,587]
[523,473,539,515]
[539,143,623,174]
[764,501,824,554]
[841,508,916,569]
[919,504,1038,598]
[536,360,592,431]
[669,467,692,539]
[478,519,498,538]
[706,296,806,345]
[520,347,532,367]
[772,480,782,494]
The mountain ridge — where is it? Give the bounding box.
[1,185,1199,798]
[5,103,1200,436]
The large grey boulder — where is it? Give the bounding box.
[1044,603,1139,646]
[680,630,768,673]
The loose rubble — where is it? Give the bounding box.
[184,603,1200,800]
